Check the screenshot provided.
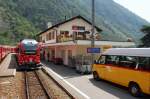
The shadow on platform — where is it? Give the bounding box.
[89,78,150,99]
[42,61,83,79]
[8,54,17,69]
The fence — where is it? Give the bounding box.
[0,45,16,62]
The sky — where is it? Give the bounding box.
[114,0,150,22]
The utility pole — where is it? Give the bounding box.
[91,0,95,65]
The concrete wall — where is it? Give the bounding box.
[47,45,112,66]
[55,45,77,65]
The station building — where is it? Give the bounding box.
[37,15,135,66]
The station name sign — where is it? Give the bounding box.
[87,48,100,53]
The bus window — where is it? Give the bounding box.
[100,56,106,64]
[119,56,137,69]
[138,57,150,71]
[97,55,106,64]
[105,55,119,65]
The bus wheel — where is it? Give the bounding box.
[93,71,100,81]
[129,83,141,97]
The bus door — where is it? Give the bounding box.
[137,57,150,94]
[104,55,120,82]
[117,56,138,86]
[96,56,107,79]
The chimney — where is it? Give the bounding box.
[47,22,52,28]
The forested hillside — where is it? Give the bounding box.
[0,0,149,45]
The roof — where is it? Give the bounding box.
[21,39,38,45]
[37,15,102,36]
[102,48,150,57]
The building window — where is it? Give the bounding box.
[78,26,85,30]
[46,34,49,41]
[52,31,55,39]
[39,36,42,42]
[60,31,69,40]
[60,31,69,37]
[72,26,85,30]
[49,32,51,40]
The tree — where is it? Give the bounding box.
[141,25,150,47]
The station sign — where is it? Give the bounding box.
[87,48,101,53]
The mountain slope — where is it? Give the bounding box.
[0,0,149,45]
[78,0,149,41]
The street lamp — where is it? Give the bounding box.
[91,0,95,64]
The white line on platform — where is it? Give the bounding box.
[44,66,90,99]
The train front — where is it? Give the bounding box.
[18,39,41,67]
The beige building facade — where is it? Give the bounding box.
[37,16,135,66]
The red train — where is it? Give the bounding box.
[0,45,16,62]
[16,39,41,67]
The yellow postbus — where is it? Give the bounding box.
[92,48,150,96]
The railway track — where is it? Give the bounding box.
[24,70,51,99]
[24,69,73,99]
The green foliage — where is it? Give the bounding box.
[0,0,38,45]
[141,25,150,33]
[141,25,150,47]
[0,0,149,45]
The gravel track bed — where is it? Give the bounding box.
[37,70,72,99]
[25,71,49,99]
[0,72,26,99]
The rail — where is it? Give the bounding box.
[24,70,51,99]
[42,68,75,99]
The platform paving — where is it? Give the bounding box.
[42,61,150,99]
[0,53,16,77]
[42,64,90,99]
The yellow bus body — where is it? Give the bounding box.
[93,64,150,95]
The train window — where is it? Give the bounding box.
[138,57,150,71]
[119,56,137,69]
[16,48,19,53]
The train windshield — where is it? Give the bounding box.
[21,39,38,54]
[23,44,37,51]
[23,44,38,54]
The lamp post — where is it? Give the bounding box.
[91,0,95,65]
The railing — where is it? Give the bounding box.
[0,45,16,62]
[56,35,73,43]
[56,33,101,43]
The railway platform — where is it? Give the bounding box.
[42,62,90,99]
[0,53,16,77]
[42,61,149,99]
